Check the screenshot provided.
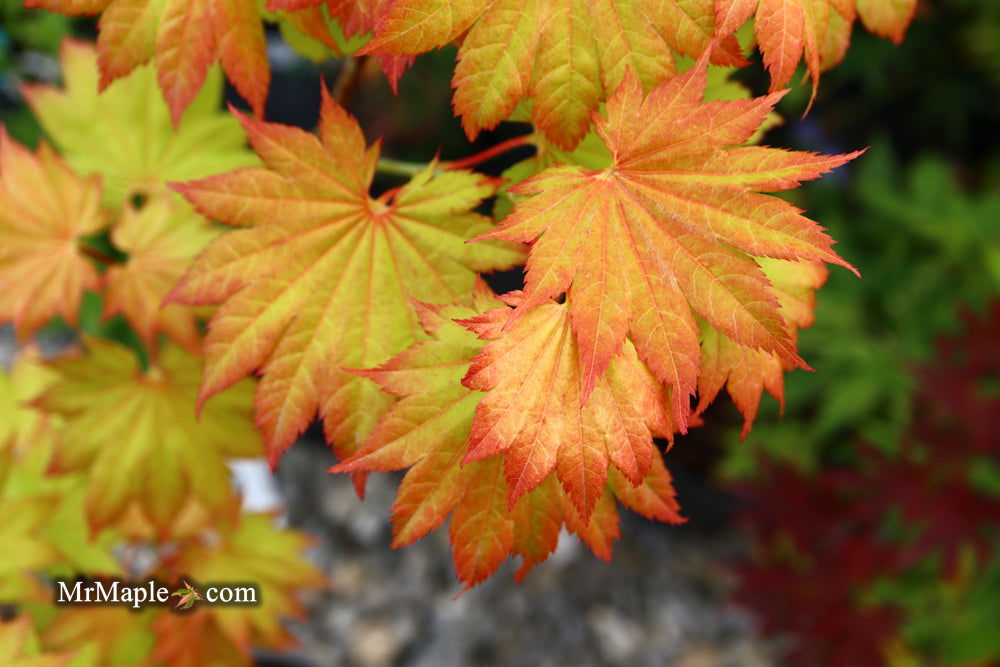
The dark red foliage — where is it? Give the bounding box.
[732,302,1000,666]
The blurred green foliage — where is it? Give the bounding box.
[716,2,1000,664]
[722,147,1000,476]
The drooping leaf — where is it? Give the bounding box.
[334,292,683,587]
[697,258,829,436]
[0,128,107,338]
[22,40,255,208]
[103,196,219,353]
[37,337,261,535]
[359,0,746,148]
[22,1,335,124]
[715,0,916,94]
[266,0,415,90]
[855,0,917,44]
[462,296,674,520]
[476,61,859,430]
[170,89,524,468]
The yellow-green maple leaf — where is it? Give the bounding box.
[103,195,219,353]
[37,337,261,535]
[171,89,524,469]
[22,40,255,208]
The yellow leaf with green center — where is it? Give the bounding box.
[22,40,256,208]
[37,337,261,536]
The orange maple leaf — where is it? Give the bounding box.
[475,59,861,431]
[716,0,917,96]
[170,90,524,471]
[697,258,829,436]
[334,290,684,586]
[462,294,677,520]
[358,0,746,148]
[23,0,334,124]
[0,129,107,338]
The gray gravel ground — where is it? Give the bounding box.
[275,438,778,667]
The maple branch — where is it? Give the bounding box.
[79,242,119,267]
[332,56,368,107]
[375,158,427,178]
[375,135,535,179]
[443,135,534,171]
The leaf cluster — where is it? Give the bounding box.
[0,45,324,665]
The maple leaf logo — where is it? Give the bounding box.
[171,581,202,610]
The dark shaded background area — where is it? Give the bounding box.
[2,0,998,664]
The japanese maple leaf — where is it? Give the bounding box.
[37,337,262,535]
[462,295,679,520]
[0,128,107,338]
[855,0,918,43]
[155,513,325,659]
[697,258,828,436]
[335,290,683,586]
[23,2,333,125]
[21,41,256,208]
[171,581,203,609]
[476,60,860,429]
[358,0,746,148]
[170,89,524,469]
[103,196,218,353]
[716,0,916,95]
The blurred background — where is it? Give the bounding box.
[1,0,998,665]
